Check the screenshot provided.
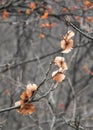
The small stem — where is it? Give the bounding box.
[0,105,19,113]
[64,15,93,41]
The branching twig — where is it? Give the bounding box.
[0,0,12,10]
[64,15,93,41]
[0,49,61,73]
[0,62,54,113]
[33,83,56,102]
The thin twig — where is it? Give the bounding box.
[0,105,19,113]
[0,49,61,73]
[32,83,55,102]
[67,77,77,121]
[0,63,54,113]
[64,15,93,41]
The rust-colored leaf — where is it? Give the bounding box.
[75,16,81,21]
[64,30,75,40]
[52,70,65,82]
[26,83,38,98]
[54,56,68,71]
[20,91,29,101]
[84,1,91,6]
[25,9,31,15]
[40,23,56,28]
[41,12,49,19]
[2,10,9,20]
[39,33,45,38]
[61,39,73,53]
[16,102,35,115]
[85,16,93,23]
[40,23,46,28]
[29,2,36,10]
[61,30,75,53]
[15,100,23,107]
[15,83,38,115]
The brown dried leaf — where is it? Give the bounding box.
[16,103,35,115]
[29,2,36,10]
[20,91,29,101]
[15,100,23,107]
[2,10,9,19]
[61,39,73,53]
[54,56,68,71]
[52,70,65,82]
[26,83,38,92]
[64,30,75,40]
[41,12,48,19]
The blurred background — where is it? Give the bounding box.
[0,0,93,130]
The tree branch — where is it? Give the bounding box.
[64,15,93,41]
[0,49,61,73]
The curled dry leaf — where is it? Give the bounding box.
[26,83,38,98]
[15,83,38,115]
[29,2,36,10]
[26,84,33,98]
[85,16,93,23]
[84,1,91,6]
[75,16,81,21]
[2,10,9,19]
[39,33,45,39]
[52,70,65,82]
[61,30,75,53]
[20,83,38,100]
[54,56,68,71]
[15,102,35,115]
[20,91,29,101]
[25,9,31,15]
[41,12,49,19]
[61,39,73,53]
[64,30,75,40]
[15,101,21,106]
[15,100,22,107]
[32,84,38,91]
[40,23,56,28]
[26,83,38,92]
[15,98,35,115]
